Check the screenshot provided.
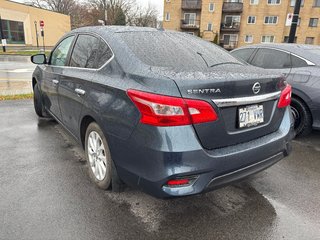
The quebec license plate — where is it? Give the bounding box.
[238,104,264,128]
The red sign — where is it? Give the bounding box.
[39,20,44,28]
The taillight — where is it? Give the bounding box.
[278,84,292,108]
[127,89,218,126]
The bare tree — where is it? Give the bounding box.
[86,0,135,25]
[131,4,158,28]
[29,0,76,15]
[27,0,160,28]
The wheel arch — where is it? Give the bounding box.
[80,115,96,149]
[32,77,37,90]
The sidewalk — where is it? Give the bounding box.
[0,55,35,96]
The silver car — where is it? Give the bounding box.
[231,44,320,137]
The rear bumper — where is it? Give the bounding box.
[111,107,294,198]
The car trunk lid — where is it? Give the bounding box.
[152,65,286,149]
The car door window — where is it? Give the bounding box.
[251,48,291,69]
[50,36,75,66]
[96,39,113,68]
[69,34,100,69]
[291,54,309,68]
[232,48,256,62]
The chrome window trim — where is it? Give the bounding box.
[257,46,316,66]
[49,32,115,71]
[212,91,281,107]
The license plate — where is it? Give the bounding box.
[238,104,264,128]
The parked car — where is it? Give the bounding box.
[31,27,294,198]
[231,44,320,137]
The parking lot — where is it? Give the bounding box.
[0,100,319,240]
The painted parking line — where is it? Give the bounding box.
[0,69,34,73]
[0,78,31,82]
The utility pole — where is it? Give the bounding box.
[0,15,6,52]
[288,0,302,43]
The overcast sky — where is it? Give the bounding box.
[12,0,164,18]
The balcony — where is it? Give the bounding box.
[220,22,240,32]
[222,1,243,12]
[180,20,200,29]
[182,0,202,10]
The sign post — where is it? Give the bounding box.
[39,20,45,52]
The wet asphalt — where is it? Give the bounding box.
[0,56,35,95]
[0,100,319,240]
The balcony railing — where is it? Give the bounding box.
[180,20,200,29]
[220,22,240,31]
[182,0,202,10]
[222,1,243,12]
[220,40,238,50]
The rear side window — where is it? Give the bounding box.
[291,55,309,68]
[251,48,291,69]
[232,48,255,62]
[51,36,75,66]
[96,39,113,68]
[70,34,100,69]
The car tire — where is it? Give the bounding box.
[85,122,114,190]
[290,97,312,137]
[33,82,47,118]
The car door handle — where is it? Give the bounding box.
[75,88,86,96]
[52,79,59,85]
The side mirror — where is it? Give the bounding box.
[31,54,47,65]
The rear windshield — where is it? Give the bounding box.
[118,31,241,71]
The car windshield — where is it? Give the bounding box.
[118,31,242,71]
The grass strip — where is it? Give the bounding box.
[0,50,50,56]
[0,93,33,101]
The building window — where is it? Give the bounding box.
[264,16,278,24]
[207,23,213,31]
[247,16,256,24]
[313,0,320,7]
[244,35,253,43]
[0,19,25,44]
[224,15,241,28]
[290,0,304,6]
[250,0,259,4]
[222,34,238,48]
[305,37,315,44]
[309,18,318,27]
[267,0,281,4]
[184,13,196,25]
[261,35,275,43]
[165,12,170,21]
[209,3,215,12]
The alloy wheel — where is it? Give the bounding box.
[87,131,108,181]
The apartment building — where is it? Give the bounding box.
[163,0,320,50]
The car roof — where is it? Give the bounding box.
[233,43,320,65]
[69,26,161,35]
